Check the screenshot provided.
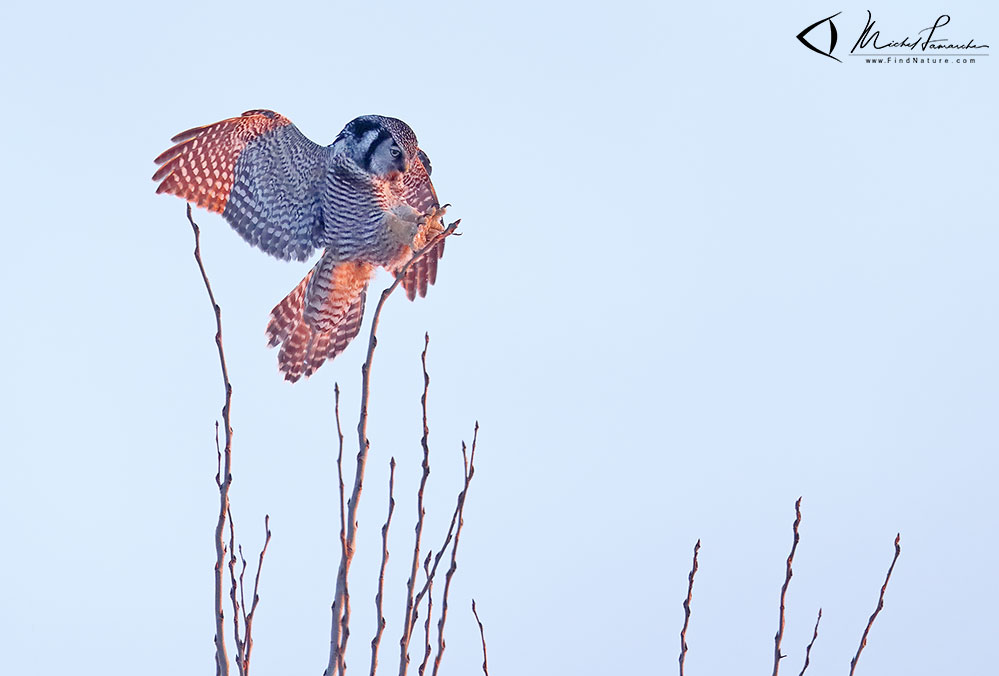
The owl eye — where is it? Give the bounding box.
[389,146,401,159]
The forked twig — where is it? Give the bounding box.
[797,608,822,676]
[239,516,272,675]
[471,600,490,676]
[403,424,478,674]
[849,534,901,675]
[773,497,803,676]
[227,507,243,676]
[332,382,350,673]
[370,459,397,676]
[679,539,700,676]
[188,205,271,676]
[335,383,347,580]
[400,335,436,676]
[431,426,478,676]
[418,552,434,676]
[327,222,461,676]
[188,204,235,676]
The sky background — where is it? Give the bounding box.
[1,1,995,675]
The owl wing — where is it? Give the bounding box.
[398,151,446,301]
[153,109,328,262]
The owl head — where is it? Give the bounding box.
[339,115,420,179]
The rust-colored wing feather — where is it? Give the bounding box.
[153,110,292,212]
[153,109,327,261]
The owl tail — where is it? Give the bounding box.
[266,253,374,382]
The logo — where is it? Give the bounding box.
[797,12,843,62]
[797,11,990,64]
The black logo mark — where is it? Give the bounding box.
[797,12,842,62]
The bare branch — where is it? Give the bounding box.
[242,515,272,676]
[370,459,397,676]
[408,488,460,631]
[327,223,461,676]
[797,608,822,676]
[404,423,480,674]
[418,552,434,676]
[227,507,244,676]
[400,334,435,676]
[332,382,350,675]
[431,425,479,676]
[773,497,803,676]
[238,542,249,647]
[849,534,902,676]
[471,600,490,676]
[679,539,700,676]
[335,383,347,570]
[188,204,235,676]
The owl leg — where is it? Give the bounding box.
[396,204,449,302]
[385,204,424,252]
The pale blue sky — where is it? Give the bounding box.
[1,1,995,674]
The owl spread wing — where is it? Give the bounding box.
[397,152,446,301]
[153,109,328,261]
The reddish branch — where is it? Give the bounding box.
[849,534,901,676]
[227,508,243,675]
[335,383,347,585]
[679,539,700,676]
[418,552,434,676]
[471,600,490,676]
[189,206,272,676]
[401,425,479,675]
[237,516,271,675]
[326,222,460,676]
[400,335,436,676]
[370,459,397,676]
[431,427,478,676]
[332,382,352,674]
[773,497,803,676]
[797,608,822,676]
[188,205,235,676]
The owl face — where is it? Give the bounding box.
[340,115,420,180]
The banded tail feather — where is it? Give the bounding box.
[266,255,373,382]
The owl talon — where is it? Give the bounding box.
[419,205,447,236]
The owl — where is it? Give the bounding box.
[153,110,448,382]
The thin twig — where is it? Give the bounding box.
[188,204,234,676]
[402,434,475,673]
[227,507,244,676]
[400,334,435,676]
[408,485,462,632]
[370,459,397,676]
[471,600,490,676]
[773,497,803,676]
[241,515,272,676]
[431,425,478,676]
[418,552,434,676]
[679,539,700,676]
[335,383,347,577]
[327,222,460,676]
[797,608,822,676]
[849,534,902,676]
[335,385,351,676]
[238,542,248,654]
